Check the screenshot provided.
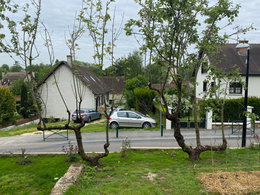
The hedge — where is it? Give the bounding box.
[199,97,260,122]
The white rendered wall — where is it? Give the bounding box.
[38,65,95,119]
[196,65,260,99]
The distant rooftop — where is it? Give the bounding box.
[209,43,260,76]
[1,72,26,87]
[100,76,125,94]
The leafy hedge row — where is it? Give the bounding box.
[199,97,260,122]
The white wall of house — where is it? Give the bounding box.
[109,93,125,104]
[38,65,96,119]
[196,65,260,99]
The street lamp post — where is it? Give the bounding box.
[236,41,250,147]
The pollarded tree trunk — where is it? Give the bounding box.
[38,121,110,167]
[73,123,110,166]
[169,111,227,161]
[162,79,227,162]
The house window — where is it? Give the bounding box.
[203,81,208,92]
[229,82,242,94]
[201,62,208,74]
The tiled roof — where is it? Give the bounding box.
[99,76,125,94]
[209,44,260,76]
[72,65,110,95]
[1,72,26,86]
[2,72,26,81]
[37,61,109,95]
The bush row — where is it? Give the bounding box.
[199,97,260,122]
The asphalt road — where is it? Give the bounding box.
[0,128,259,154]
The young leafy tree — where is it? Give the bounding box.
[65,11,85,62]
[107,6,124,67]
[37,10,112,167]
[80,0,115,69]
[202,65,242,143]
[0,0,43,125]
[145,60,168,84]
[1,0,111,166]
[103,51,143,79]
[10,61,23,72]
[126,0,241,161]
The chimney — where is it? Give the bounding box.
[67,55,73,67]
[236,40,249,56]
[1,72,4,79]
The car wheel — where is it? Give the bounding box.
[110,122,119,129]
[87,117,91,123]
[143,122,151,129]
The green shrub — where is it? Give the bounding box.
[0,87,16,125]
[10,78,25,96]
[200,97,260,122]
[124,75,147,109]
[134,86,156,114]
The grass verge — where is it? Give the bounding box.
[0,123,39,137]
[65,148,260,195]
[0,155,73,195]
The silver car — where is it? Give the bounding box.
[109,110,157,129]
[72,108,101,123]
[108,107,126,115]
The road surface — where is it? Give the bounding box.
[0,128,259,154]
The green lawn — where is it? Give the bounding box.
[0,155,73,195]
[0,148,259,194]
[65,148,260,195]
[0,123,39,137]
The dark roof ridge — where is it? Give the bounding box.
[37,61,109,95]
[208,44,260,75]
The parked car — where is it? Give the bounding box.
[72,108,101,123]
[109,110,157,129]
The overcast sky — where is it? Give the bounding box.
[1,0,259,68]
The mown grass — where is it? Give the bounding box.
[0,112,164,137]
[65,148,260,195]
[0,123,39,137]
[0,148,259,194]
[0,155,73,195]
